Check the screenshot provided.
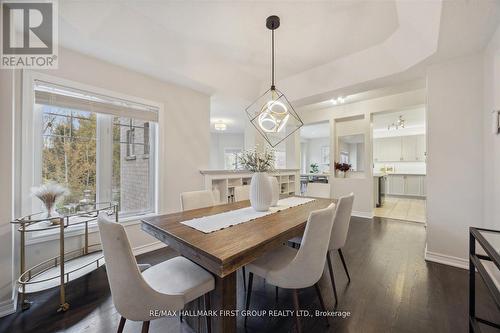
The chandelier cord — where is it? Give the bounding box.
[271,29,275,89]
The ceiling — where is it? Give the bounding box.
[57,1,500,134]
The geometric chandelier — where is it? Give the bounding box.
[245,15,303,148]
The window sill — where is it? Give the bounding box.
[25,212,158,246]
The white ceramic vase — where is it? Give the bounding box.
[250,172,272,211]
[269,176,280,207]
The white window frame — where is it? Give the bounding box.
[21,71,162,241]
[223,147,242,170]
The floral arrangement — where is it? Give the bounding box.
[32,182,69,217]
[310,163,319,174]
[334,162,351,176]
[238,147,275,173]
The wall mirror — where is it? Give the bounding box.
[338,134,365,172]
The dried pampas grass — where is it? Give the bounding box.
[31,182,69,217]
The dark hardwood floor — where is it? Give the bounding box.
[1,216,499,333]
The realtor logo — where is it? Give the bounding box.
[1,0,58,68]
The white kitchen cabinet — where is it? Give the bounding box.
[377,137,402,161]
[388,175,406,195]
[420,176,426,196]
[373,139,381,162]
[385,174,426,197]
[374,134,426,162]
[416,135,426,161]
[405,175,421,196]
[401,136,417,161]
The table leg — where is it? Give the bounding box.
[211,272,236,333]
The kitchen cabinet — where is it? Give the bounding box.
[401,136,417,161]
[373,134,426,162]
[405,175,421,196]
[373,139,381,162]
[388,175,405,195]
[376,137,402,161]
[385,174,426,197]
[420,176,426,196]
[416,135,426,161]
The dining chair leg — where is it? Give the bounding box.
[326,251,338,309]
[197,298,201,329]
[141,321,150,333]
[314,283,330,327]
[204,293,212,333]
[275,286,279,302]
[117,316,126,333]
[338,248,351,283]
[244,272,254,326]
[242,266,247,290]
[292,289,302,333]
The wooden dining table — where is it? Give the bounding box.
[141,197,334,333]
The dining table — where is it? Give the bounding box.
[141,197,334,333]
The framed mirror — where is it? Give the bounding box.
[337,134,365,173]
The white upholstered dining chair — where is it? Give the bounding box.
[180,190,215,211]
[234,185,250,202]
[245,203,336,332]
[98,215,215,333]
[290,192,354,308]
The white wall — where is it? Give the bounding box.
[209,132,245,169]
[0,47,211,313]
[425,54,484,266]
[483,25,500,229]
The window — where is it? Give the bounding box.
[42,107,97,205]
[224,148,242,170]
[34,80,158,218]
[112,117,153,215]
[275,150,286,169]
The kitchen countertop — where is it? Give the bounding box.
[374,172,426,176]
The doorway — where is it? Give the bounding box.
[372,108,427,223]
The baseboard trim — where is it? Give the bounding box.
[0,297,17,318]
[132,241,167,256]
[352,211,374,219]
[424,249,468,270]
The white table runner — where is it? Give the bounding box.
[181,196,316,233]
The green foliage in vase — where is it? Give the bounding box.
[310,163,319,174]
[237,147,276,173]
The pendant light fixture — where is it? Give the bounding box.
[245,15,303,148]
